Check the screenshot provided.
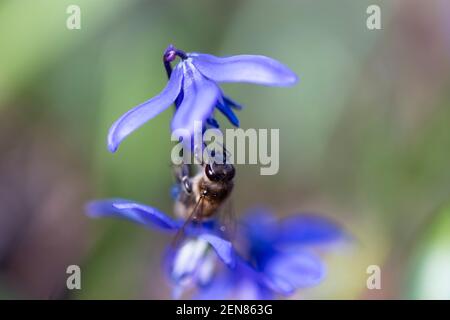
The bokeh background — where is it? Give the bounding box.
[1,0,450,299]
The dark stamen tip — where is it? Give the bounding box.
[163,44,187,62]
[164,51,177,63]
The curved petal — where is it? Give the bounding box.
[206,117,220,128]
[263,251,325,295]
[170,238,210,283]
[194,258,273,300]
[194,272,233,300]
[232,259,274,300]
[171,61,220,136]
[216,100,239,127]
[240,208,278,245]
[165,239,218,297]
[223,95,243,110]
[86,199,179,231]
[197,233,235,267]
[276,214,346,246]
[189,53,298,86]
[107,64,184,152]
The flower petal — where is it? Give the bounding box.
[194,272,233,300]
[277,214,346,246]
[240,208,279,245]
[86,199,179,231]
[206,117,220,128]
[170,238,210,284]
[194,258,273,300]
[189,53,298,86]
[216,100,240,127]
[171,61,220,135]
[107,64,184,152]
[223,95,243,110]
[263,251,325,295]
[197,233,235,267]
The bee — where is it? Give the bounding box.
[173,161,235,222]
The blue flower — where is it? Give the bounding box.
[107,45,298,152]
[163,237,224,299]
[195,208,346,300]
[86,199,235,296]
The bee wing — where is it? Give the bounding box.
[171,196,205,248]
[216,196,237,241]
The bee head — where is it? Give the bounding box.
[204,163,235,182]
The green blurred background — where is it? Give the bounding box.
[1,0,450,299]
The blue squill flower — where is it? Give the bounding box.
[107,45,298,152]
[195,208,346,300]
[163,236,225,298]
[86,199,235,296]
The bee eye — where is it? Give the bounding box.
[205,164,220,182]
[183,178,192,193]
[205,163,235,182]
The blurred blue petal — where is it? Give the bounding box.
[86,199,179,231]
[241,208,279,245]
[220,208,345,299]
[277,214,345,246]
[195,259,273,300]
[107,64,184,152]
[194,272,233,300]
[189,53,298,86]
[263,251,325,295]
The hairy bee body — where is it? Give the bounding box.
[174,173,234,220]
[173,163,235,221]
